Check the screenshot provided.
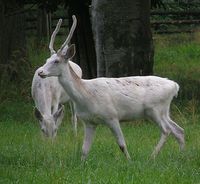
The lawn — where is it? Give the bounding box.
[0,101,200,184]
[0,33,200,183]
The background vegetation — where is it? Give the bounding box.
[1,33,200,183]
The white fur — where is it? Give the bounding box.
[39,56,185,160]
[32,16,82,138]
[38,15,184,160]
[32,61,82,137]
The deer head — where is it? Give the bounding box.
[38,15,77,78]
[34,104,65,137]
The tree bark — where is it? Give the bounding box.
[37,7,49,41]
[91,0,154,77]
[68,0,97,79]
[0,1,26,81]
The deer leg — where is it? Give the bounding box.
[69,101,77,136]
[81,123,96,161]
[166,116,185,150]
[151,132,169,159]
[107,119,131,160]
[147,109,171,158]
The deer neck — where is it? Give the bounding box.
[58,62,86,104]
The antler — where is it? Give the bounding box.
[58,15,77,53]
[49,19,62,55]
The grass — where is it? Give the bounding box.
[1,33,200,183]
[0,101,200,183]
[155,39,200,79]
[154,33,200,100]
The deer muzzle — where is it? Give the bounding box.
[38,70,47,78]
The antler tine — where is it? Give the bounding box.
[58,15,77,52]
[49,19,62,55]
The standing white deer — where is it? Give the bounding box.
[32,19,82,137]
[38,15,185,160]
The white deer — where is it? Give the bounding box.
[31,19,82,137]
[38,15,185,160]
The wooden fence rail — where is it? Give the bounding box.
[151,10,200,16]
[25,9,200,36]
[151,9,200,34]
[151,19,200,25]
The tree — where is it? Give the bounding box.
[91,0,154,77]
[0,0,156,80]
[68,0,97,79]
[0,0,27,81]
[34,0,161,78]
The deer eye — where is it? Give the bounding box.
[54,60,59,64]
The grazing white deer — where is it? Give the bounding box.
[31,19,82,137]
[38,15,185,160]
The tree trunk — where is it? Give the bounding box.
[91,0,154,77]
[37,7,48,41]
[0,1,26,81]
[68,0,97,79]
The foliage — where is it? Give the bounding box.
[3,0,169,13]
[151,0,200,10]
[151,0,200,34]
[151,0,165,9]
[2,0,91,13]
[0,49,32,102]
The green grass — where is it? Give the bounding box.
[154,33,200,101]
[1,33,200,183]
[154,34,200,77]
[0,101,200,184]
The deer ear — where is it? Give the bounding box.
[34,107,43,121]
[64,44,76,60]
